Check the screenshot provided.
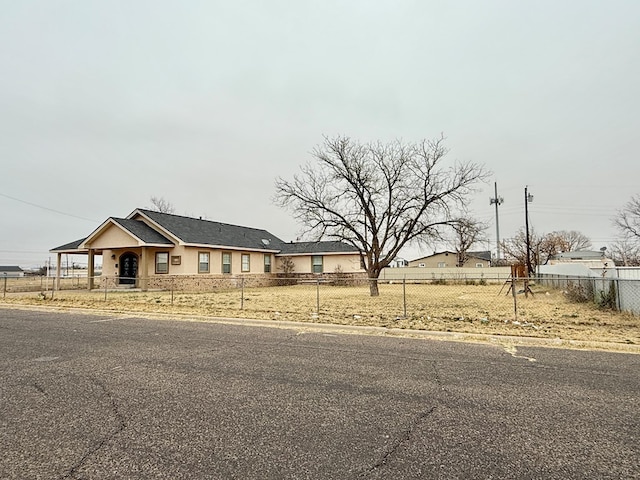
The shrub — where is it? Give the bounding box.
[564,281,592,303]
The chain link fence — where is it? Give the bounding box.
[3,275,638,339]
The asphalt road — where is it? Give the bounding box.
[1,308,638,480]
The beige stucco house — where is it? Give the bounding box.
[51,208,363,290]
[408,250,492,268]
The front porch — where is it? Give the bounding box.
[51,244,153,291]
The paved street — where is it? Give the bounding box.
[1,307,638,479]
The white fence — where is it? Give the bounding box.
[381,266,511,283]
[538,265,640,315]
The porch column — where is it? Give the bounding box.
[139,247,148,291]
[87,249,95,290]
[55,253,62,290]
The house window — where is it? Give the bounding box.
[241,254,250,272]
[476,263,483,268]
[312,255,323,274]
[199,252,210,273]
[155,252,169,274]
[222,252,231,274]
[264,254,271,273]
[171,256,181,265]
[437,262,446,268]
[418,263,426,268]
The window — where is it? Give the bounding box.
[418,263,426,268]
[171,256,181,265]
[241,254,250,272]
[199,252,210,273]
[222,252,231,274]
[264,254,271,273]
[475,263,483,268]
[437,262,446,268]
[155,252,169,274]
[312,255,323,274]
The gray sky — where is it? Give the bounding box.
[1,0,639,268]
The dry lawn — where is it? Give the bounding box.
[2,281,638,346]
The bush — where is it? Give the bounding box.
[597,282,617,310]
[564,281,593,303]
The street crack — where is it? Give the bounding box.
[359,406,437,477]
[60,377,127,479]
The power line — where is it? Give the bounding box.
[0,193,96,222]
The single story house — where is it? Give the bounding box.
[0,266,25,278]
[408,250,492,268]
[51,208,363,290]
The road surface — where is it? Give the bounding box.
[1,308,638,479]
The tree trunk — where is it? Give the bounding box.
[369,277,379,296]
[368,268,380,296]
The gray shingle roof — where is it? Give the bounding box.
[51,238,87,252]
[278,241,360,255]
[135,209,285,251]
[468,250,492,262]
[111,218,174,245]
[51,208,360,256]
[0,266,24,272]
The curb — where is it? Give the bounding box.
[1,302,638,354]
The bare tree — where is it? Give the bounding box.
[540,230,592,260]
[149,196,176,214]
[501,228,543,268]
[449,218,488,267]
[614,195,640,242]
[609,240,640,266]
[274,135,489,296]
[501,229,592,270]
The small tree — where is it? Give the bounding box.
[501,228,543,269]
[501,229,592,270]
[275,135,489,296]
[614,195,640,241]
[278,256,295,275]
[609,240,640,266]
[449,218,488,267]
[149,196,176,214]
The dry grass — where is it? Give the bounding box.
[2,281,638,346]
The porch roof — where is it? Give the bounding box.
[50,238,88,253]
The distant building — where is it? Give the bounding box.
[0,266,25,278]
[549,250,613,268]
[408,251,492,268]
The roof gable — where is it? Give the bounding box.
[80,217,174,249]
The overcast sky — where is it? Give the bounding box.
[1,1,639,268]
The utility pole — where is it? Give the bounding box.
[524,186,534,275]
[489,182,504,261]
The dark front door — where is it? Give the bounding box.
[119,253,138,285]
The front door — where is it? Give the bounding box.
[119,253,138,285]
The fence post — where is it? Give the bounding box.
[104,276,108,302]
[3,273,6,299]
[511,275,518,321]
[240,276,244,310]
[171,276,175,305]
[403,276,407,318]
[316,278,320,316]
